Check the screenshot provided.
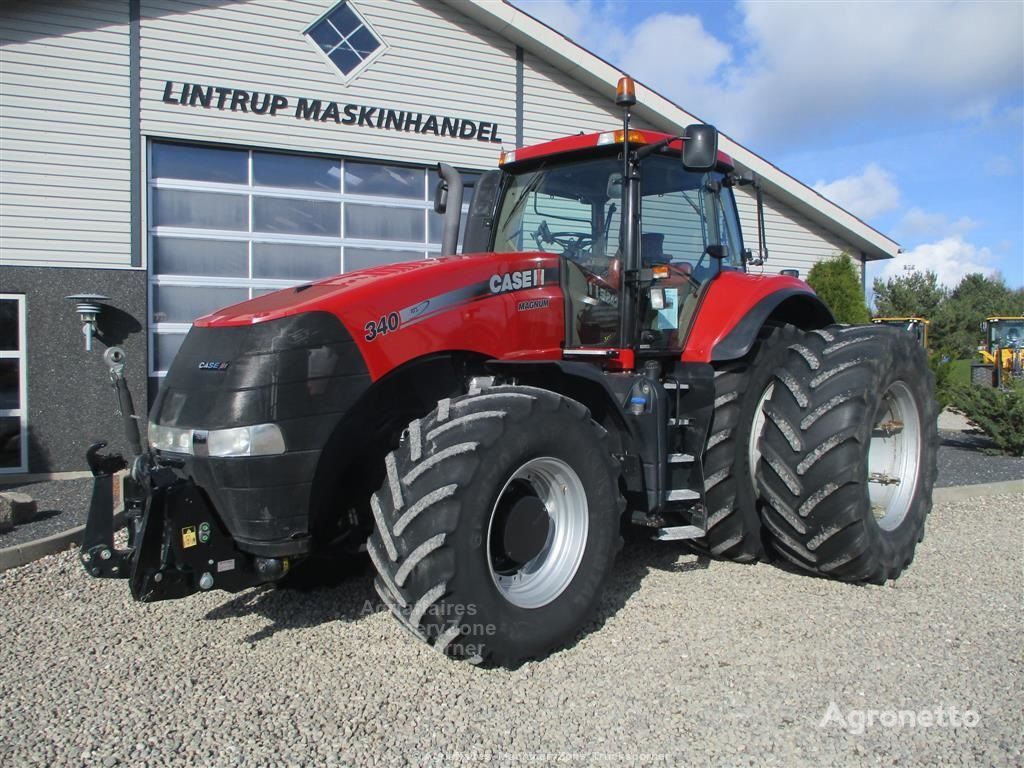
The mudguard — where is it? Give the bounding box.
[683,271,834,363]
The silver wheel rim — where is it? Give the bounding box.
[867,381,922,530]
[748,382,774,486]
[487,457,589,609]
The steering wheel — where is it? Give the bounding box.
[533,221,593,257]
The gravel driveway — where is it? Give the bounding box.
[1,494,1021,767]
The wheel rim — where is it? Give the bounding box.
[867,381,922,530]
[748,382,774,486]
[487,457,589,609]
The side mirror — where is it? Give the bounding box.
[682,123,719,172]
[433,178,448,214]
[705,244,727,260]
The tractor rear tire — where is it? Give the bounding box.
[367,385,623,667]
[756,325,938,584]
[689,324,804,562]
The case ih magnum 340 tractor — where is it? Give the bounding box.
[82,78,937,666]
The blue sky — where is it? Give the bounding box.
[512,0,1024,293]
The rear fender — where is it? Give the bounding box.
[683,272,834,363]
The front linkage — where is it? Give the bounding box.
[80,347,287,602]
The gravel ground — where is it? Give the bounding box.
[0,478,94,549]
[0,495,1021,767]
[937,432,1024,487]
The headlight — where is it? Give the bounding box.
[148,422,285,457]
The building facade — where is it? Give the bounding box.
[0,0,899,475]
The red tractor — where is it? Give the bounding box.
[82,78,937,666]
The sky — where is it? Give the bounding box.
[511,0,1024,295]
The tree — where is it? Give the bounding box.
[872,270,946,318]
[930,273,1024,358]
[806,253,871,324]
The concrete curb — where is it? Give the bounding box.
[0,480,1021,574]
[0,511,127,573]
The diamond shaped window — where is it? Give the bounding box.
[306,1,384,79]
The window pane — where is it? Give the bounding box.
[253,197,340,236]
[154,333,187,372]
[152,237,248,277]
[0,416,21,468]
[345,248,423,272]
[347,25,380,58]
[328,43,361,75]
[152,143,247,184]
[153,286,248,324]
[0,300,19,351]
[153,189,248,231]
[345,163,424,199]
[0,360,19,410]
[254,152,340,191]
[428,211,469,246]
[253,243,340,280]
[346,204,424,241]
[327,3,361,35]
[307,19,341,53]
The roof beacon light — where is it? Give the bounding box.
[615,76,636,108]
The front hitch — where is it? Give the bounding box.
[78,345,291,601]
[80,441,134,578]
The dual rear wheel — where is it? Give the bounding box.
[367,325,937,665]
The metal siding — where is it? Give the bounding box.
[0,0,132,269]
[735,186,862,280]
[139,0,517,169]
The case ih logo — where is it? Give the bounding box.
[198,361,230,371]
[490,269,546,295]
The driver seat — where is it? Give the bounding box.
[641,233,672,265]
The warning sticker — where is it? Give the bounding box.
[216,559,235,573]
[181,526,197,549]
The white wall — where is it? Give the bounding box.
[735,185,863,281]
[139,0,519,169]
[0,0,132,269]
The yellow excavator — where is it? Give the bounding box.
[872,317,929,352]
[972,316,1024,387]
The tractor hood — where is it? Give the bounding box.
[193,251,565,381]
[196,253,543,328]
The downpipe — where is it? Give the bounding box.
[78,346,289,601]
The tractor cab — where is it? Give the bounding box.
[435,77,763,368]
[871,317,929,351]
[488,133,744,355]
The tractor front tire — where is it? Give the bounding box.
[756,325,938,584]
[689,324,804,562]
[367,386,622,667]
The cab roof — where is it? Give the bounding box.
[499,129,735,172]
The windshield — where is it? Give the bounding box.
[991,320,1024,349]
[494,153,743,348]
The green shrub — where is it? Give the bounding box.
[951,379,1024,456]
[806,253,871,324]
[929,354,956,412]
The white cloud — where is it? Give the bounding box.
[513,0,1024,148]
[876,236,996,288]
[895,207,979,241]
[812,163,901,220]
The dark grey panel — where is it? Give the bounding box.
[0,266,147,473]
